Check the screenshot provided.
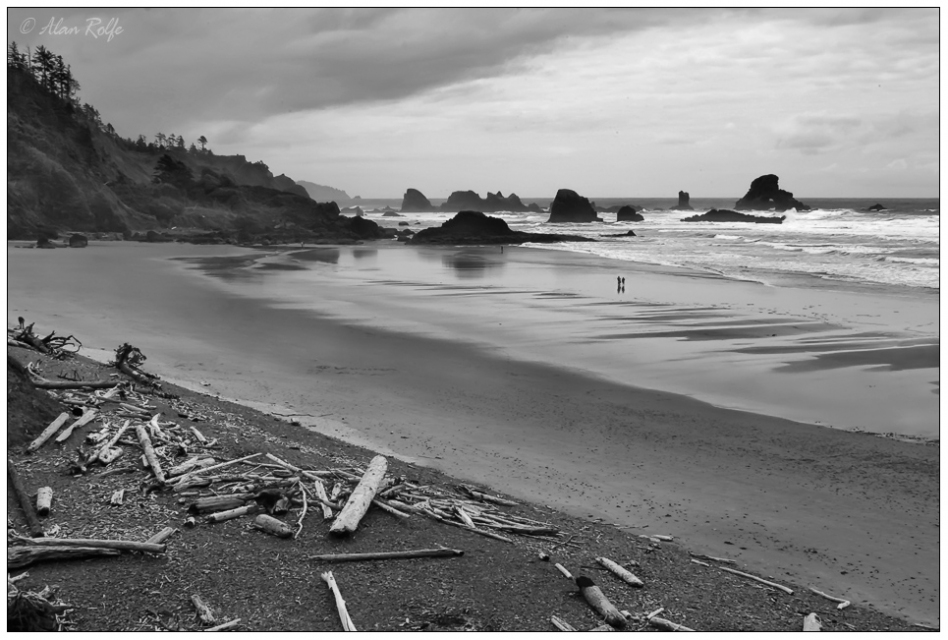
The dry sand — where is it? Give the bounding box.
[6,241,939,625]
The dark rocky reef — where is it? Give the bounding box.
[410,211,594,245]
[547,189,602,223]
[682,209,785,224]
[382,211,403,217]
[616,205,644,222]
[603,230,637,237]
[673,191,693,210]
[341,206,364,217]
[734,175,809,212]
[401,188,435,212]
[866,203,887,212]
[440,190,540,213]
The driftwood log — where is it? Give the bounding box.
[803,613,822,631]
[253,514,293,538]
[204,619,240,631]
[596,556,644,587]
[329,455,388,535]
[54,409,99,443]
[313,480,334,520]
[135,424,165,483]
[719,566,793,594]
[191,594,216,625]
[575,576,626,629]
[8,545,120,569]
[310,548,464,563]
[35,487,53,517]
[321,571,356,631]
[26,413,70,453]
[188,494,254,514]
[808,587,851,610]
[649,616,695,632]
[207,504,257,523]
[146,526,178,545]
[551,615,577,631]
[8,459,44,537]
[15,536,165,553]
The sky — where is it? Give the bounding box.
[6,7,940,198]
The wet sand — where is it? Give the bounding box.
[7,241,939,625]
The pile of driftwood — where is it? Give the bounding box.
[7,572,74,632]
[7,318,81,360]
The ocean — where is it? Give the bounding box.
[362,197,939,292]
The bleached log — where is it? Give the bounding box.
[455,506,476,528]
[146,526,178,545]
[55,409,99,443]
[551,615,577,631]
[313,480,334,520]
[135,424,165,483]
[28,377,116,389]
[555,563,574,580]
[190,425,208,443]
[310,548,464,563]
[372,499,411,519]
[690,553,737,565]
[264,453,327,482]
[110,488,125,506]
[589,623,615,631]
[168,456,216,477]
[419,507,513,543]
[646,607,665,620]
[649,616,695,632]
[16,536,165,553]
[189,493,254,514]
[8,545,120,569]
[8,459,44,537]
[803,613,822,631]
[98,446,125,465]
[719,567,793,594]
[575,576,626,629]
[321,571,356,631]
[691,558,710,567]
[652,534,674,542]
[207,504,257,523]
[171,453,262,485]
[191,594,216,625]
[253,514,293,538]
[97,420,131,463]
[329,455,388,535]
[204,619,240,632]
[596,556,644,587]
[808,587,851,610]
[26,412,71,453]
[35,487,53,516]
[460,485,518,506]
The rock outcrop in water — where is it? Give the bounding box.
[682,209,785,224]
[440,190,540,213]
[866,203,887,212]
[673,191,694,210]
[401,188,434,212]
[734,175,809,212]
[547,189,602,223]
[68,234,89,248]
[410,211,594,245]
[616,205,644,222]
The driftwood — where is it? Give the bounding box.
[191,594,216,625]
[8,545,120,569]
[313,480,334,520]
[8,459,44,537]
[189,425,208,443]
[35,487,53,517]
[168,456,216,477]
[26,413,70,453]
[649,616,695,632]
[596,556,644,587]
[372,498,411,519]
[808,587,851,610]
[110,489,125,506]
[551,615,577,631]
[97,421,131,464]
[189,494,254,514]
[54,409,99,444]
[555,563,574,580]
[329,455,388,535]
[575,576,626,629]
[253,514,293,538]
[690,553,737,565]
[16,537,165,553]
[135,424,165,483]
[460,485,518,506]
[719,567,793,595]
[321,571,356,631]
[310,548,464,563]
[204,618,240,632]
[589,623,615,631]
[146,526,178,545]
[172,453,262,486]
[803,613,822,631]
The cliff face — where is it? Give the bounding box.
[7,68,374,241]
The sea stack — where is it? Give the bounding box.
[734,175,809,212]
[547,189,602,223]
[674,191,693,210]
[401,188,434,212]
[616,205,644,222]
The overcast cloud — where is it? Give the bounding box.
[7,7,938,197]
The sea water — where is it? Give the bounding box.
[380,197,939,291]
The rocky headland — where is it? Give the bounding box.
[410,211,593,244]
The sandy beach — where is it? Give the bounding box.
[7,240,939,625]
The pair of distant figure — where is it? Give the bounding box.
[617,275,625,293]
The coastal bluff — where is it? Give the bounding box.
[410,210,593,244]
[734,175,809,212]
[547,189,602,223]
